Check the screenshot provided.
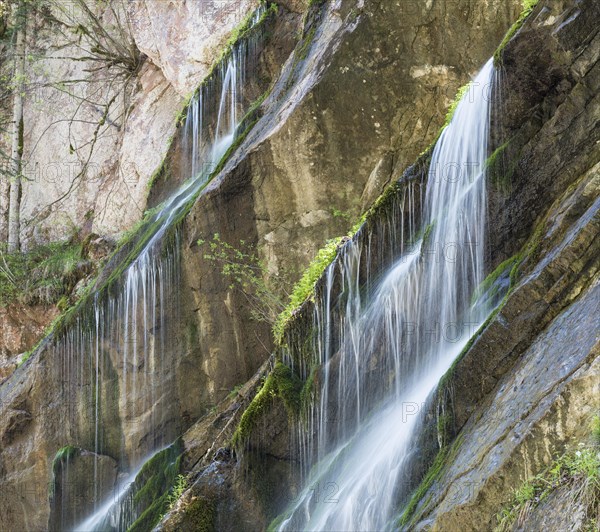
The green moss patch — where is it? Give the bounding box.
[128,439,184,532]
[486,140,518,193]
[232,361,303,448]
[51,445,80,476]
[494,0,540,66]
[444,82,472,127]
[398,434,465,527]
[272,239,341,344]
[183,495,216,532]
[471,254,520,305]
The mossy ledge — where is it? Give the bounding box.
[272,149,431,347]
[128,439,184,532]
[231,360,302,449]
[494,0,541,66]
[51,445,81,476]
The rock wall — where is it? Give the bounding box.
[176,0,521,412]
[6,0,597,531]
[163,0,600,529]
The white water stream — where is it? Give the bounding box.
[279,58,495,531]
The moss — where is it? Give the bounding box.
[146,158,171,192]
[437,215,551,392]
[436,412,452,448]
[267,512,287,532]
[51,445,80,476]
[398,433,465,527]
[272,238,341,344]
[486,141,517,193]
[297,25,316,61]
[184,496,216,532]
[444,82,472,127]
[419,221,436,256]
[285,0,326,90]
[127,439,184,532]
[494,0,540,66]
[300,363,319,411]
[471,254,520,305]
[208,1,278,78]
[232,361,303,448]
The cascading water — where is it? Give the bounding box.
[278,59,496,531]
[47,6,270,532]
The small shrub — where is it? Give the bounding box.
[199,234,287,326]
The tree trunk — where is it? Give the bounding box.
[7,2,25,252]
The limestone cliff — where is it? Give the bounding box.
[159,0,600,529]
[0,0,598,531]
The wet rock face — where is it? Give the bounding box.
[177,0,599,528]
[178,0,521,420]
[487,0,600,268]
[13,0,271,245]
[48,448,118,531]
[405,0,600,527]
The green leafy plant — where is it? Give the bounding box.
[199,234,288,326]
[167,474,189,511]
[227,383,245,400]
[495,443,600,531]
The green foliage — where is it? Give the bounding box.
[592,416,600,444]
[227,383,245,400]
[494,0,540,66]
[167,474,189,510]
[495,443,600,531]
[232,361,303,448]
[199,234,286,325]
[0,240,84,307]
[331,208,352,221]
[272,238,341,344]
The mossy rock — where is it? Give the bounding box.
[232,361,303,448]
[128,439,184,532]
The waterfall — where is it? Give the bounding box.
[278,59,496,531]
[49,6,271,531]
